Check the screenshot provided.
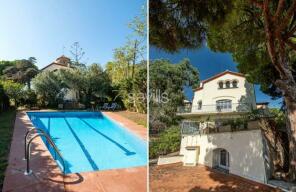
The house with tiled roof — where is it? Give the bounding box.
[176,70,270,184]
[41,55,72,71]
[41,55,78,101]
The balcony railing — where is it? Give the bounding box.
[177,103,252,114]
[181,119,260,135]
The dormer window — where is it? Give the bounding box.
[218,81,223,89]
[232,80,238,88]
[225,81,230,88]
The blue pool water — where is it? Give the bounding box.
[27,112,147,174]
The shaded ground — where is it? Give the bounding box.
[113,110,147,128]
[0,110,16,189]
[150,163,281,192]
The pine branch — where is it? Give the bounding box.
[279,0,296,31]
[284,39,296,51]
[285,25,296,39]
[274,0,285,21]
[250,0,264,9]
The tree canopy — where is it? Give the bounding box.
[59,63,112,107]
[149,59,199,132]
[0,80,24,107]
[2,58,39,89]
[105,4,147,113]
[150,0,232,52]
[32,70,64,107]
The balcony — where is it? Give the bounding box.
[177,103,252,115]
[180,119,260,135]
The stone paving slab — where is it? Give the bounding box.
[3,111,147,192]
[65,166,147,192]
[3,111,65,192]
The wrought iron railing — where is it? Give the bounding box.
[177,103,252,114]
[180,118,261,135]
[181,121,200,135]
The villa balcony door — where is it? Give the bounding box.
[216,99,232,112]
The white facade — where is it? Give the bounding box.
[180,130,267,183]
[191,71,256,113]
[41,56,78,101]
[178,71,268,184]
[42,63,69,71]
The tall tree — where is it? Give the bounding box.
[106,4,147,113]
[128,4,147,78]
[150,59,199,133]
[208,0,296,180]
[69,42,86,68]
[2,58,39,89]
[150,0,296,181]
[0,60,16,77]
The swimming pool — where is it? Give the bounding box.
[27,111,147,174]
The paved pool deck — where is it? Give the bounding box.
[2,111,147,192]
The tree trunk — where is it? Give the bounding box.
[259,118,288,178]
[131,41,138,80]
[133,92,139,113]
[131,40,138,112]
[27,80,31,90]
[284,97,296,181]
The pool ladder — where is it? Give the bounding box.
[23,128,66,175]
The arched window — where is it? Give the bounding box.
[213,148,230,170]
[225,81,230,88]
[232,80,238,88]
[218,81,223,89]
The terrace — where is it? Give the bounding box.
[177,102,252,115]
[180,118,261,135]
[150,163,279,192]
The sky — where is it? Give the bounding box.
[150,46,283,108]
[0,0,145,69]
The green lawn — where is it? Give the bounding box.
[0,110,16,190]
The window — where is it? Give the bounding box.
[216,99,232,111]
[232,80,238,88]
[198,101,202,110]
[225,81,230,88]
[218,81,223,89]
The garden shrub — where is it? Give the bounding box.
[149,126,181,159]
[20,90,37,108]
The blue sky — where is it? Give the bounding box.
[0,0,145,69]
[150,46,283,108]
